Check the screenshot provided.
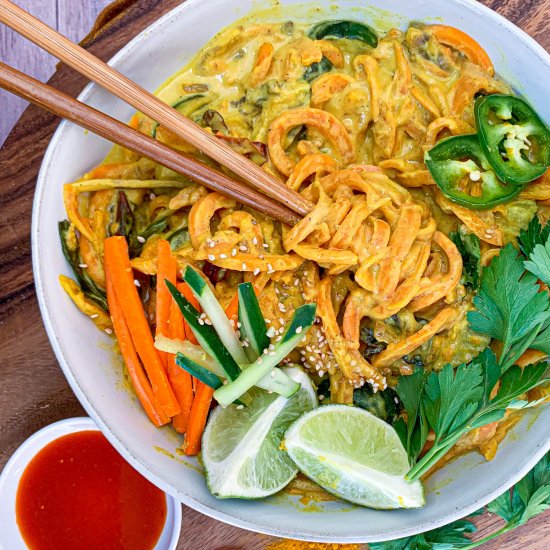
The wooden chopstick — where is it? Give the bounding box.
[0,0,314,217]
[0,61,301,226]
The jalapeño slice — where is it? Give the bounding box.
[425,134,523,209]
[475,94,550,185]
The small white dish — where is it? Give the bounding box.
[0,417,182,550]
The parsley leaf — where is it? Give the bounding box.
[395,369,428,465]
[406,352,549,482]
[524,239,550,286]
[518,214,550,257]
[450,231,481,289]
[369,516,478,549]
[370,452,550,549]
[467,244,550,371]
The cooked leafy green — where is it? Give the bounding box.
[450,230,481,289]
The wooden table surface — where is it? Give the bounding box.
[0,1,549,548]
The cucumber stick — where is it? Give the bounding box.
[155,335,299,397]
[165,281,241,381]
[214,304,316,407]
[183,267,249,365]
[238,282,269,361]
[175,353,223,390]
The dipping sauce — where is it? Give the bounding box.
[16,430,167,550]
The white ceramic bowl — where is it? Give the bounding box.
[32,0,550,543]
[0,418,182,550]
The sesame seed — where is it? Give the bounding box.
[296,326,303,334]
[137,235,146,243]
[105,328,113,335]
[319,394,325,401]
[469,169,481,182]
[267,263,274,272]
[259,254,264,260]
[239,245,248,252]
[220,253,227,259]
[209,241,215,248]
[263,243,269,249]
[252,236,258,245]
[257,357,263,364]
[319,370,325,376]
[242,262,247,270]
[90,314,99,319]
[263,348,269,355]
[264,319,271,324]
[134,279,141,287]
[266,327,276,338]
[149,192,156,200]
[230,319,236,328]
[275,335,282,342]
[236,404,244,409]
[231,248,237,256]
[79,263,88,268]
[204,318,212,325]
[270,370,276,378]
[394,397,399,404]
[253,267,260,276]
[198,319,204,325]
[208,254,216,261]
[237,322,241,328]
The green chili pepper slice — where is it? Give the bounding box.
[308,20,378,48]
[425,134,523,209]
[475,94,550,185]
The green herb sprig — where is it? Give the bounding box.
[395,214,550,482]
[369,451,550,550]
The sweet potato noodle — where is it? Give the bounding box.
[61,19,549,460]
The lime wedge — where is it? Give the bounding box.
[202,366,317,499]
[283,405,425,509]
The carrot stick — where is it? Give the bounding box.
[156,240,177,369]
[182,294,245,455]
[183,382,215,456]
[225,292,240,325]
[167,282,194,433]
[104,236,181,417]
[427,25,494,75]
[105,266,169,427]
[179,282,201,345]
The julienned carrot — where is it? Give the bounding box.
[225,292,240,324]
[427,25,494,75]
[179,282,200,345]
[105,270,169,427]
[167,283,194,433]
[156,240,177,369]
[104,237,181,417]
[183,382,215,456]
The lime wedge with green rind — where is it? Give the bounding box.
[202,366,317,499]
[283,405,425,509]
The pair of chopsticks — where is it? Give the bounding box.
[0,0,312,226]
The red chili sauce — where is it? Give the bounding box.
[16,430,167,550]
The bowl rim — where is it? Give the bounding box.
[32,0,550,543]
[0,417,182,550]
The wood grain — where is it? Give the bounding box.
[0,1,549,549]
